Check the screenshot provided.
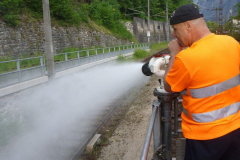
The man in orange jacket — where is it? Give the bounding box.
[163,4,240,160]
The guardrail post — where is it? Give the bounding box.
[77,51,80,59]
[114,47,115,52]
[109,47,110,52]
[40,57,45,76]
[17,59,22,82]
[96,49,98,55]
[87,50,89,57]
[103,48,104,53]
[65,53,68,69]
[65,53,68,61]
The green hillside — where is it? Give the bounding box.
[0,0,191,41]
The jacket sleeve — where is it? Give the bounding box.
[165,57,191,92]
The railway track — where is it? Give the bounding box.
[72,48,171,160]
[71,85,145,160]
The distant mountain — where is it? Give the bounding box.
[193,0,240,23]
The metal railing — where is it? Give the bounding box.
[0,44,148,88]
[54,44,148,72]
[0,56,46,88]
[141,85,183,160]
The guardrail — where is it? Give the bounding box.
[54,44,148,72]
[0,44,148,89]
[0,56,46,88]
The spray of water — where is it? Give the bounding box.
[0,61,149,160]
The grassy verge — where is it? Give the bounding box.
[149,42,168,54]
[116,42,168,61]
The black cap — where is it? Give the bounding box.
[170,4,203,25]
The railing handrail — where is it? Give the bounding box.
[0,56,44,64]
[55,43,147,55]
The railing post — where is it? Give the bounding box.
[96,49,98,55]
[109,47,110,52]
[40,57,45,76]
[65,53,68,61]
[87,50,89,57]
[17,59,22,82]
[65,53,68,69]
[77,51,80,65]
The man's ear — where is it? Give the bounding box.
[186,21,191,32]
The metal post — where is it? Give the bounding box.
[158,24,161,43]
[141,100,160,160]
[42,0,54,79]
[17,59,22,82]
[147,0,150,48]
[65,53,68,68]
[166,2,169,42]
[96,49,98,55]
[152,100,162,160]
[77,51,80,65]
[65,53,68,61]
[40,57,45,76]
[87,50,89,57]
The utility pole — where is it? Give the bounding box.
[219,0,223,34]
[147,0,150,48]
[42,0,54,79]
[166,1,169,42]
[211,0,223,34]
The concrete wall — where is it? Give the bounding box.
[133,17,173,43]
[0,20,131,58]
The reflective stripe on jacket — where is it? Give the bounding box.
[182,74,240,123]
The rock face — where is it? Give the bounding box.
[0,20,131,58]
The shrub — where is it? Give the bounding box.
[3,14,20,26]
[133,49,150,60]
[0,0,24,26]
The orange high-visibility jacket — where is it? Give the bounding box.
[166,33,240,140]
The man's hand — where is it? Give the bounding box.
[168,39,183,57]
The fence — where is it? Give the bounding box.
[0,44,148,89]
[0,56,46,88]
